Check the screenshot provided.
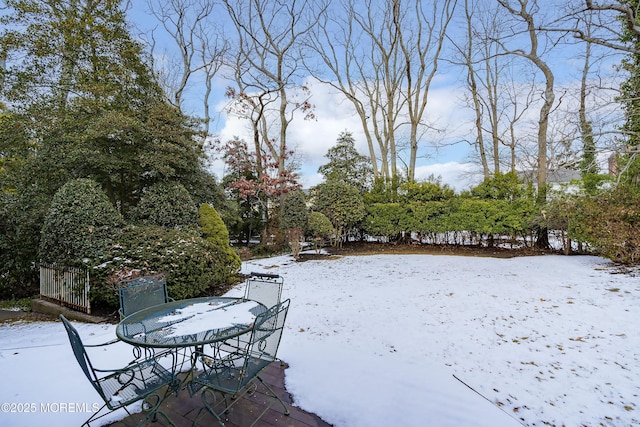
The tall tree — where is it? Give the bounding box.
[222,0,323,196]
[561,1,640,188]
[318,131,373,192]
[1,0,156,111]
[455,0,513,177]
[456,0,492,178]
[309,0,455,183]
[497,0,557,247]
[0,0,208,217]
[308,1,380,178]
[458,1,539,176]
[395,0,456,181]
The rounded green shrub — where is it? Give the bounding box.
[199,203,230,245]
[306,211,334,252]
[89,224,241,309]
[39,178,124,266]
[135,182,198,228]
[307,211,334,238]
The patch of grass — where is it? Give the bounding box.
[0,297,33,311]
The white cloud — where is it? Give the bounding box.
[212,76,479,191]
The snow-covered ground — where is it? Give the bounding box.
[1,252,638,426]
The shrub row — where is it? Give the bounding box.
[362,198,535,246]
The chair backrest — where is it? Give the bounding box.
[244,272,283,309]
[118,273,168,318]
[248,298,290,362]
[59,315,104,398]
[190,299,290,397]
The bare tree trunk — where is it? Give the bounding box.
[498,0,555,248]
[224,0,323,183]
[460,0,490,178]
[396,0,456,182]
[308,0,455,180]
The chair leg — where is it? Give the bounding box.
[256,375,290,416]
[136,392,177,427]
[192,388,227,427]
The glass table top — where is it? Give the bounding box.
[116,297,266,348]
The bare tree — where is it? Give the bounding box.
[453,0,538,178]
[352,0,405,180]
[307,0,396,180]
[145,0,228,139]
[223,0,324,187]
[502,71,537,173]
[496,0,559,247]
[497,1,555,192]
[454,0,503,178]
[541,2,626,180]
[308,0,455,183]
[459,0,491,177]
[396,0,456,181]
[577,0,640,54]
[307,0,383,179]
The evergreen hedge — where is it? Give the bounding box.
[362,197,534,246]
[37,179,241,311]
[90,225,240,308]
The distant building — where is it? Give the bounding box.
[517,168,582,186]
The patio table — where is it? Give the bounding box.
[116,296,267,349]
[115,296,268,415]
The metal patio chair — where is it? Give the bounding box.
[118,274,193,366]
[188,299,291,427]
[118,273,174,320]
[244,272,284,308]
[60,315,178,427]
[217,272,285,363]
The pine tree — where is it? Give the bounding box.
[318,131,373,192]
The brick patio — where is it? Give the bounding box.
[106,361,332,427]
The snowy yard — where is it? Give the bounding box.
[0,252,638,426]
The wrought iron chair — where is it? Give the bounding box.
[188,299,291,426]
[218,272,285,364]
[118,273,174,320]
[60,315,178,427]
[244,272,283,308]
[117,274,193,368]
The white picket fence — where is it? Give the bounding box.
[39,264,91,314]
